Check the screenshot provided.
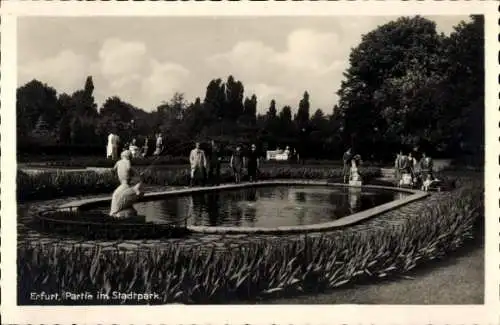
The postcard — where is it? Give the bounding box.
[1,1,498,324]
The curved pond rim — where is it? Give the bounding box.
[57,180,429,235]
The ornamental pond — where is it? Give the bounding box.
[89,185,410,228]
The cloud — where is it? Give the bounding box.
[18,16,469,113]
[98,38,148,78]
[141,60,190,105]
[18,49,93,93]
[207,28,345,113]
[19,38,191,111]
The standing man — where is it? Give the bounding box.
[189,142,207,187]
[246,144,260,182]
[230,145,244,184]
[342,148,353,184]
[207,139,222,186]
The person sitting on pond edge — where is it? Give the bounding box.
[247,144,260,182]
[189,141,207,187]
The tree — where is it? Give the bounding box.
[97,96,135,140]
[440,15,484,155]
[73,76,98,118]
[16,80,60,144]
[266,99,277,120]
[295,91,310,130]
[337,16,447,157]
[242,94,257,125]
[224,75,245,120]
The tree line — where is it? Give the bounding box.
[17,15,484,162]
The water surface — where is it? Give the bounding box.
[97,185,408,228]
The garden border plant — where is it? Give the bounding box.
[17,179,483,305]
[17,165,382,201]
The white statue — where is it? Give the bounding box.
[349,155,362,186]
[109,150,145,220]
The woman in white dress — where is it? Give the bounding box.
[106,133,114,159]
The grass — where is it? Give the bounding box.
[18,178,483,305]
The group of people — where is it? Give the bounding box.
[189,141,261,186]
[106,132,164,160]
[395,149,438,190]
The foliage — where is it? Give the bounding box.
[17,16,482,161]
[17,166,382,201]
[18,180,483,304]
[336,15,483,159]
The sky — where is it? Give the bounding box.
[18,15,470,114]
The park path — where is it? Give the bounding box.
[258,243,483,305]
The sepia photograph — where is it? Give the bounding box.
[1,1,497,324]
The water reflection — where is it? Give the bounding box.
[348,187,362,213]
[130,185,407,228]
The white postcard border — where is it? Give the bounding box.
[1,1,498,324]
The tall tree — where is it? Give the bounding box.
[337,16,446,155]
[440,15,484,154]
[73,75,99,118]
[295,91,310,130]
[224,75,245,120]
[266,99,277,120]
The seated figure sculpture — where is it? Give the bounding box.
[349,155,362,186]
[109,150,145,221]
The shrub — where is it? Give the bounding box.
[19,155,383,169]
[17,166,381,201]
[18,180,483,304]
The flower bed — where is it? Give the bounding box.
[17,179,483,304]
[17,166,382,201]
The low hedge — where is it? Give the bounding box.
[20,156,350,168]
[17,166,382,201]
[18,179,483,304]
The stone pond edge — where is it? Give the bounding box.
[58,179,429,235]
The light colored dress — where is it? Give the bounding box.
[106,134,114,158]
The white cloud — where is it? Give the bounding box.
[245,83,292,108]
[18,50,92,93]
[141,60,190,104]
[18,16,469,113]
[208,29,344,113]
[19,38,191,112]
[98,38,148,78]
